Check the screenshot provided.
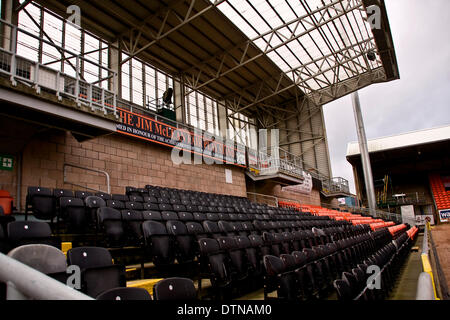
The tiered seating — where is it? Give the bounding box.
[388,224,407,239]
[3,242,194,300]
[429,174,450,211]
[16,184,407,301]
[333,227,413,300]
[262,229,377,300]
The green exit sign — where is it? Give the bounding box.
[0,155,14,171]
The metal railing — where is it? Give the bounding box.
[320,202,401,223]
[248,147,304,179]
[0,19,117,116]
[63,163,111,194]
[246,192,279,207]
[0,252,93,300]
[416,272,436,300]
[321,176,350,195]
[377,192,432,208]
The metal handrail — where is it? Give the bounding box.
[63,163,111,194]
[246,192,279,207]
[418,223,440,300]
[416,272,436,300]
[0,252,93,300]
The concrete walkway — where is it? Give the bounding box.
[388,234,423,300]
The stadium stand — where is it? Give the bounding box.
[0,182,417,301]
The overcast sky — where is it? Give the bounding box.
[322,0,450,194]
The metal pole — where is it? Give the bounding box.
[0,252,93,300]
[352,91,377,216]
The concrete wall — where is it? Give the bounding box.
[8,129,247,210]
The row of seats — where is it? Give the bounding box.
[0,221,61,254]
[261,228,385,300]
[196,224,376,300]
[97,206,369,256]
[25,185,301,224]
[25,186,328,235]
[3,243,197,300]
[333,231,413,300]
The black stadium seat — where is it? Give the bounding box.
[53,188,74,199]
[218,237,249,283]
[7,221,61,249]
[106,200,125,210]
[97,207,125,247]
[153,278,197,301]
[25,187,55,221]
[121,209,144,245]
[75,191,93,200]
[198,238,232,295]
[67,247,126,298]
[84,196,106,228]
[7,244,68,283]
[125,201,144,211]
[142,220,174,267]
[95,192,112,201]
[142,210,163,221]
[96,287,152,300]
[59,197,86,232]
[166,220,197,264]
[186,221,207,241]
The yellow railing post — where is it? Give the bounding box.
[421,221,440,300]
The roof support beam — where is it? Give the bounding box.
[230,37,377,116]
[279,136,325,147]
[15,0,32,12]
[183,0,362,94]
[120,0,226,65]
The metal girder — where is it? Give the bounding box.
[183,0,363,95]
[309,67,386,105]
[15,0,33,12]
[229,37,377,116]
[297,137,326,158]
[120,0,226,65]
[279,136,324,147]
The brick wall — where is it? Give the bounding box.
[16,129,247,210]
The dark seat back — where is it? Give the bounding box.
[96,287,152,300]
[153,277,197,301]
[167,220,196,263]
[97,207,125,247]
[7,221,60,248]
[26,187,55,220]
[59,197,86,231]
[142,220,174,266]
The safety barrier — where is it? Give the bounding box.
[63,163,111,194]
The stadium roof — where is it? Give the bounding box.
[347,125,450,157]
[34,0,399,118]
